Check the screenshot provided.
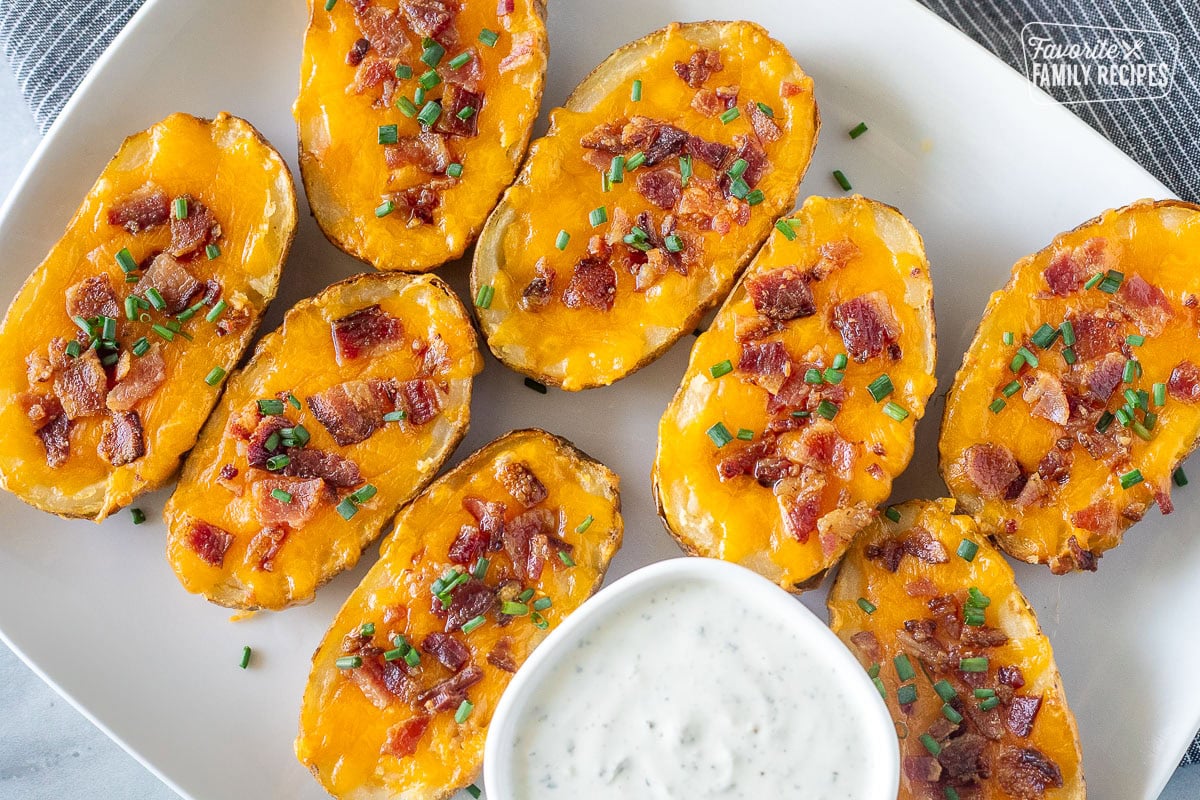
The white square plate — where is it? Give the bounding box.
[0,0,1191,798]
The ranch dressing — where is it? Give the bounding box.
[507,578,877,799]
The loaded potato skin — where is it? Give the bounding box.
[472,20,820,389]
[654,196,936,590]
[830,500,1085,800]
[165,272,481,610]
[0,112,295,521]
[296,0,548,272]
[940,199,1200,572]
[295,429,622,800]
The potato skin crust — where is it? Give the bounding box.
[164,271,482,611]
[0,112,296,521]
[654,195,936,591]
[295,429,622,800]
[829,499,1085,800]
[472,20,820,390]
[939,199,1200,572]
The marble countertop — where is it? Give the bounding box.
[0,60,1198,800]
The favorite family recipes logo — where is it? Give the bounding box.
[1021,21,1178,104]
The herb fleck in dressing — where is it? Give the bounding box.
[509,580,874,798]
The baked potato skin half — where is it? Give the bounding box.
[829,499,1085,800]
[0,112,295,521]
[939,199,1200,573]
[654,196,936,590]
[296,0,548,272]
[164,272,481,610]
[473,20,820,390]
[295,429,622,799]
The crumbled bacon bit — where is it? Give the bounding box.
[307,379,397,446]
[520,261,556,310]
[780,80,805,97]
[33,406,70,468]
[904,756,943,783]
[53,349,107,420]
[684,134,731,169]
[283,448,363,488]
[245,415,289,468]
[107,186,170,233]
[1062,535,1099,573]
[246,526,288,572]
[499,32,537,73]
[168,196,219,259]
[905,578,939,598]
[747,100,781,143]
[400,0,456,39]
[357,5,410,57]
[252,476,331,528]
[347,37,370,66]
[136,252,201,313]
[998,665,1026,688]
[961,443,1022,500]
[1022,371,1069,425]
[394,183,443,225]
[866,539,904,572]
[384,132,452,174]
[1116,273,1173,335]
[1081,351,1126,402]
[635,168,682,209]
[107,347,166,412]
[562,254,616,311]
[442,579,497,632]
[381,716,430,759]
[434,83,482,138]
[996,746,1063,798]
[674,48,723,88]
[448,525,489,565]
[580,121,624,153]
[902,528,950,564]
[66,275,121,320]
[463,496,506,552]
[716,438,773,481]
[352,54,399,107]
[504,507,557,582]
[733,314,783,341]
[812,239,860,280]
[831,292,901,362]
[418,665,484,712]
[487,637,519,672]
[1168,361,1200,402]
[423,632,470,672]
[398,378,443,426]
[331,304,405,363]
[1006,695,1043,738]
[98,410,145,466]
[848,630,881,661]
[690,88,726,117]
[1070,314,1124,362]
[737,340,792,395]
[746,268,815,321]
[498,461,547,508]
[187,520,233,566]
[936,733,988,783]
[776,474,824,543]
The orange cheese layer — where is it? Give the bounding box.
[655,196,936,589]
[295,430,621,797]
[0,112,291,519]
[828,499,1084,800]
[478,21,818,388]
[296,0,546,271]
[165,274,480,610]
[940,200,1200,568]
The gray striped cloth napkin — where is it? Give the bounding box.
[1,0,1198,768]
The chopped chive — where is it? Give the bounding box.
[124,295,139,321]
[609,155,626,183]
[144,287,166,312]
[1127,333,1145,347]
[933,680,957,703]
[1002,331,1015,346]
[727,158,749,179]
[479,28,499,47]
[849,122,868,139]
[64,340,82,359]
[1062,347,1077,365]
[383,410,407,423]
[942,704,964,724]
[533,597,553,612]
[574,514,595,534]
[375,200,395,218]
[1153,382,1167,407]
[151,323,174,341]
[974,688,996,699]
[1030,323,1058,349]
[728,176,750,200]
[1125,388,1143,411]
[823,367,845,385]
[804,368,823,385]
[324,0,337,8]
[471,557,490,579]
[558,550,575,567]
[1017,346,1039,368]
[335,656,362,670]
[517,588,535,603]
[270,488,293,503]
[404,648,420,667]
[1115,407,1133,427]
[124,273,139,283]
[756,101,775,118]
[204,367,226,386]
[555,230,570,251]
[884,506,901,523]
[501,601,529,617]
[531,612,549,629]
[665,234,684,253]
[791,410,811,418]
[775,218,797,240]
[920,734,941,756]
[1000,380,1021,398]
[1122,359,1138,383]
[129,337,149,357]
[832,170,852,191]
[1060,320,1076,345]
[448,51,472,69]
[130,508,146,525]
[600,171,611,193]
[336,498,358,520]
[257,398,285,415]
[631,79,642,102]
[897,684,918,705]
[1009,352,1025,372]
[351,484,377,504]
[873,676,887,698]
[736,428,754,441]
[709,359,733,378]
[1174,467,1188,487]
[100,352,119,367]
[172,197,188,220]
[988,398,1006,414]
[679,155,693,187]
[979,696,1001,711]
[868,663,881,679]
[1098,270,1124,293]
[383,646,407,661]
[588,206,607,227]
[1130,420,1152,441]
[817,400,840,420]
[945,788,961,800]
[461,615,487,634]
[882,401,909,421]
[475,284,495,309]
[396,96,418,117]
[1084,272,1104,290]
[456,105,476,121]
[115,247,138,273]
[417,100,442,127]
[1119,468,1144,489]
[239,646,252,669]
[625,151,646,171]
[266,454,291,472]
[957,539,979,562]
[719,107,740,124]
[421,39,446,67]
[1096,411,1114,433]
[377,123,399,144]
[857,597,876,614]
[414,86,427,106]
[1144,412,1158,431]
[707,422,734,448]
[959,657,989,673]
[832,353,848,370]
[395,63,413,80]
[745,189,765,206]
[205,300,227,322]
[894,654,916,682]
[867,374,894,401]
[524,377,548,394]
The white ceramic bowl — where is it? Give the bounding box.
[484,556,900,799]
